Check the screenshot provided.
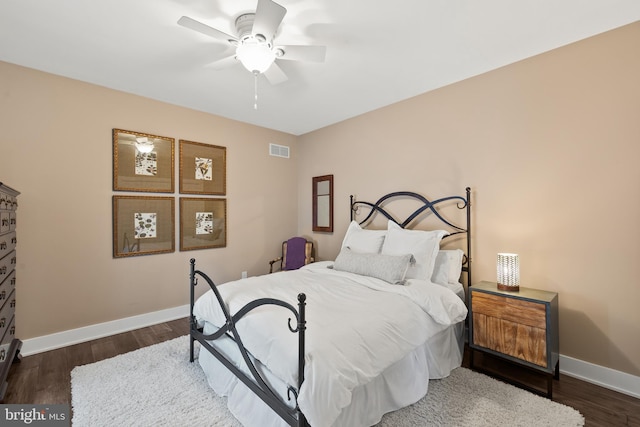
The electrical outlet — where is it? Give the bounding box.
[241,271,247,279]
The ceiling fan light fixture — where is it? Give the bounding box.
[236,38,276,74]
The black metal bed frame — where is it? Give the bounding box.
[189,187,471,427]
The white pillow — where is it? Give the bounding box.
[381,221,447,280]
[431,249,464,285]
[431,251,450,286]
[445,249,464,284]
[340,220,386,253]
[333,248,415,285]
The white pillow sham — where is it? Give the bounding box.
[431,251,450,286]
[381,221,447,281]
[431,249,464,286]
[340,220,386,253]
[445,249,464,284]
[333,247,415,285]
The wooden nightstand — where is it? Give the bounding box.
[469,281,559,397]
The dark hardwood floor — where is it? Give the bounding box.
[5,318,639,426]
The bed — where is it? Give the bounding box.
[189,188,472,427]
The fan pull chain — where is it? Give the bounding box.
[254,72,259,110]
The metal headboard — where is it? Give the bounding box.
[350,187,472,287]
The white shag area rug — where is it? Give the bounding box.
[71,335,584,427]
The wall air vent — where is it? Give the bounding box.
[269,143,290,158]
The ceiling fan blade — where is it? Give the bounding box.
[205,55,238,70]
[252,0,286,42]
[276,45,326,62]
[178,16,238,44]
[263,62,288,85]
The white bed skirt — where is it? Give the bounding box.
[197,320,464,427]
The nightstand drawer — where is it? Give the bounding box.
[472,292,546,329]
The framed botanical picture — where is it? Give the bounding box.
[113,196,175,258]
[180,197,227,251]
[179,140,226,195]
[113,129,175,193]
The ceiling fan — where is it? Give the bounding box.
[178,0,327,86]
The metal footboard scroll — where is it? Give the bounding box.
[189,259,308,427]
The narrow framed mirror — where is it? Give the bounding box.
[312,175,333,232]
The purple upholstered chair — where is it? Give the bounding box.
[268,237,314,273]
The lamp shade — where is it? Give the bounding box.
[497,253,520,291]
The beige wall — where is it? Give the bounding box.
[298,22,640,377]
[0,62,299,339]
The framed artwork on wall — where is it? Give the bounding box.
[180,197,227,251]
[113,129,175,193]
[179,140,226,195]
[113,195,175,258]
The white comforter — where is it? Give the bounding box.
[193,261,467,427]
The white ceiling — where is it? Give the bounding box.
[1,1,639,135]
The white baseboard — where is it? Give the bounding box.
[559,354,640,399]
[20,304,190,357]
[20,307,640,400]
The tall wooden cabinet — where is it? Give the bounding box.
[0,182,20,401]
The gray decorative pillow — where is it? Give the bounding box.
[332,247,415,285]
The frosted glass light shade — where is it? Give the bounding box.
[497,253,520,291]
[236,42,276,74]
